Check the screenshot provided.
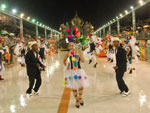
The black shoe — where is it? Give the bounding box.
[21,64,25,67]
[75,100,80,108]
[0,77,4,80]
[94,63,98,68]
[89,60,92,64]
[111,59,113,63]
[79,98,84,106]
[129,70,132,74]
[76,105,80,108]
[80,102,84,106]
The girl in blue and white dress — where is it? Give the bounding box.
[63,41,89,108]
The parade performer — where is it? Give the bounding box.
[144,40,148,61]
[130,36,140,61]
[20,45,26,67]
[113,37,129,96]
[14,43,22,56]
[139,42,145,61]
[0,46,5,80]
[25,41,45,97]
[121,37,133,74]
[88,38,97,66]
[39,43,47,66]
[134,43,140,60]
[9,45,15,64]
[4,47,11,65]
[84,35,101,68]
[63,40,89,108]
[126,43,133,74]
[146,40,150,63]
[51,44,55,55]
[107,43,114,63]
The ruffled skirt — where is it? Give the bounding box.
[64,69,89,90]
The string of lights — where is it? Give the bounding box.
[0,3,60,36]
[95,0,150,35]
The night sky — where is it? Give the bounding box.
[1,0,137,30]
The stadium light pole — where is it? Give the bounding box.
[45,27,47,41]
[103,27,106,38]
[100,29,102,37]
[109,24,111,34]
[36,22,39,39]
[50,29,53,38]
[116,17,120,34]
[20,13,24,40]
[131,6,136,33]
[54,31,56,39]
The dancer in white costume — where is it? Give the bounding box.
[0,46,5,80]
[39,43,48,67]
[130,36,140,61]
[64,41,89,108]
[84,36,102,68]
[16,43,27,66]
[121,36,137,74]
[20,45,27,67]
[107,43,114,63]
[121,40,133,74]
[14,43,22,56]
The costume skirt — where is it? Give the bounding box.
[64,68,89,90]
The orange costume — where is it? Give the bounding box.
[52,45,55,53]
[97,41,107,57]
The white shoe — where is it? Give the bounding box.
[27,93,32,98]
[121,91,130,97]
[34,91,39,95]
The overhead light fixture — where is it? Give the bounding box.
[39,23,42,26]
[1,4,6,10]
[139,0,144,5]
[32,19,36,23]
[20,13,24,18]
[12,9,17,14]
[130,6,134,9]
[27,17,30,20]
[120,14,123,17]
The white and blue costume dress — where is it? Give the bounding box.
[64,54,89,90]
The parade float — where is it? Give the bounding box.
[59,12,94,50]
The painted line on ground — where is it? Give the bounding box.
[57,88,71,113]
